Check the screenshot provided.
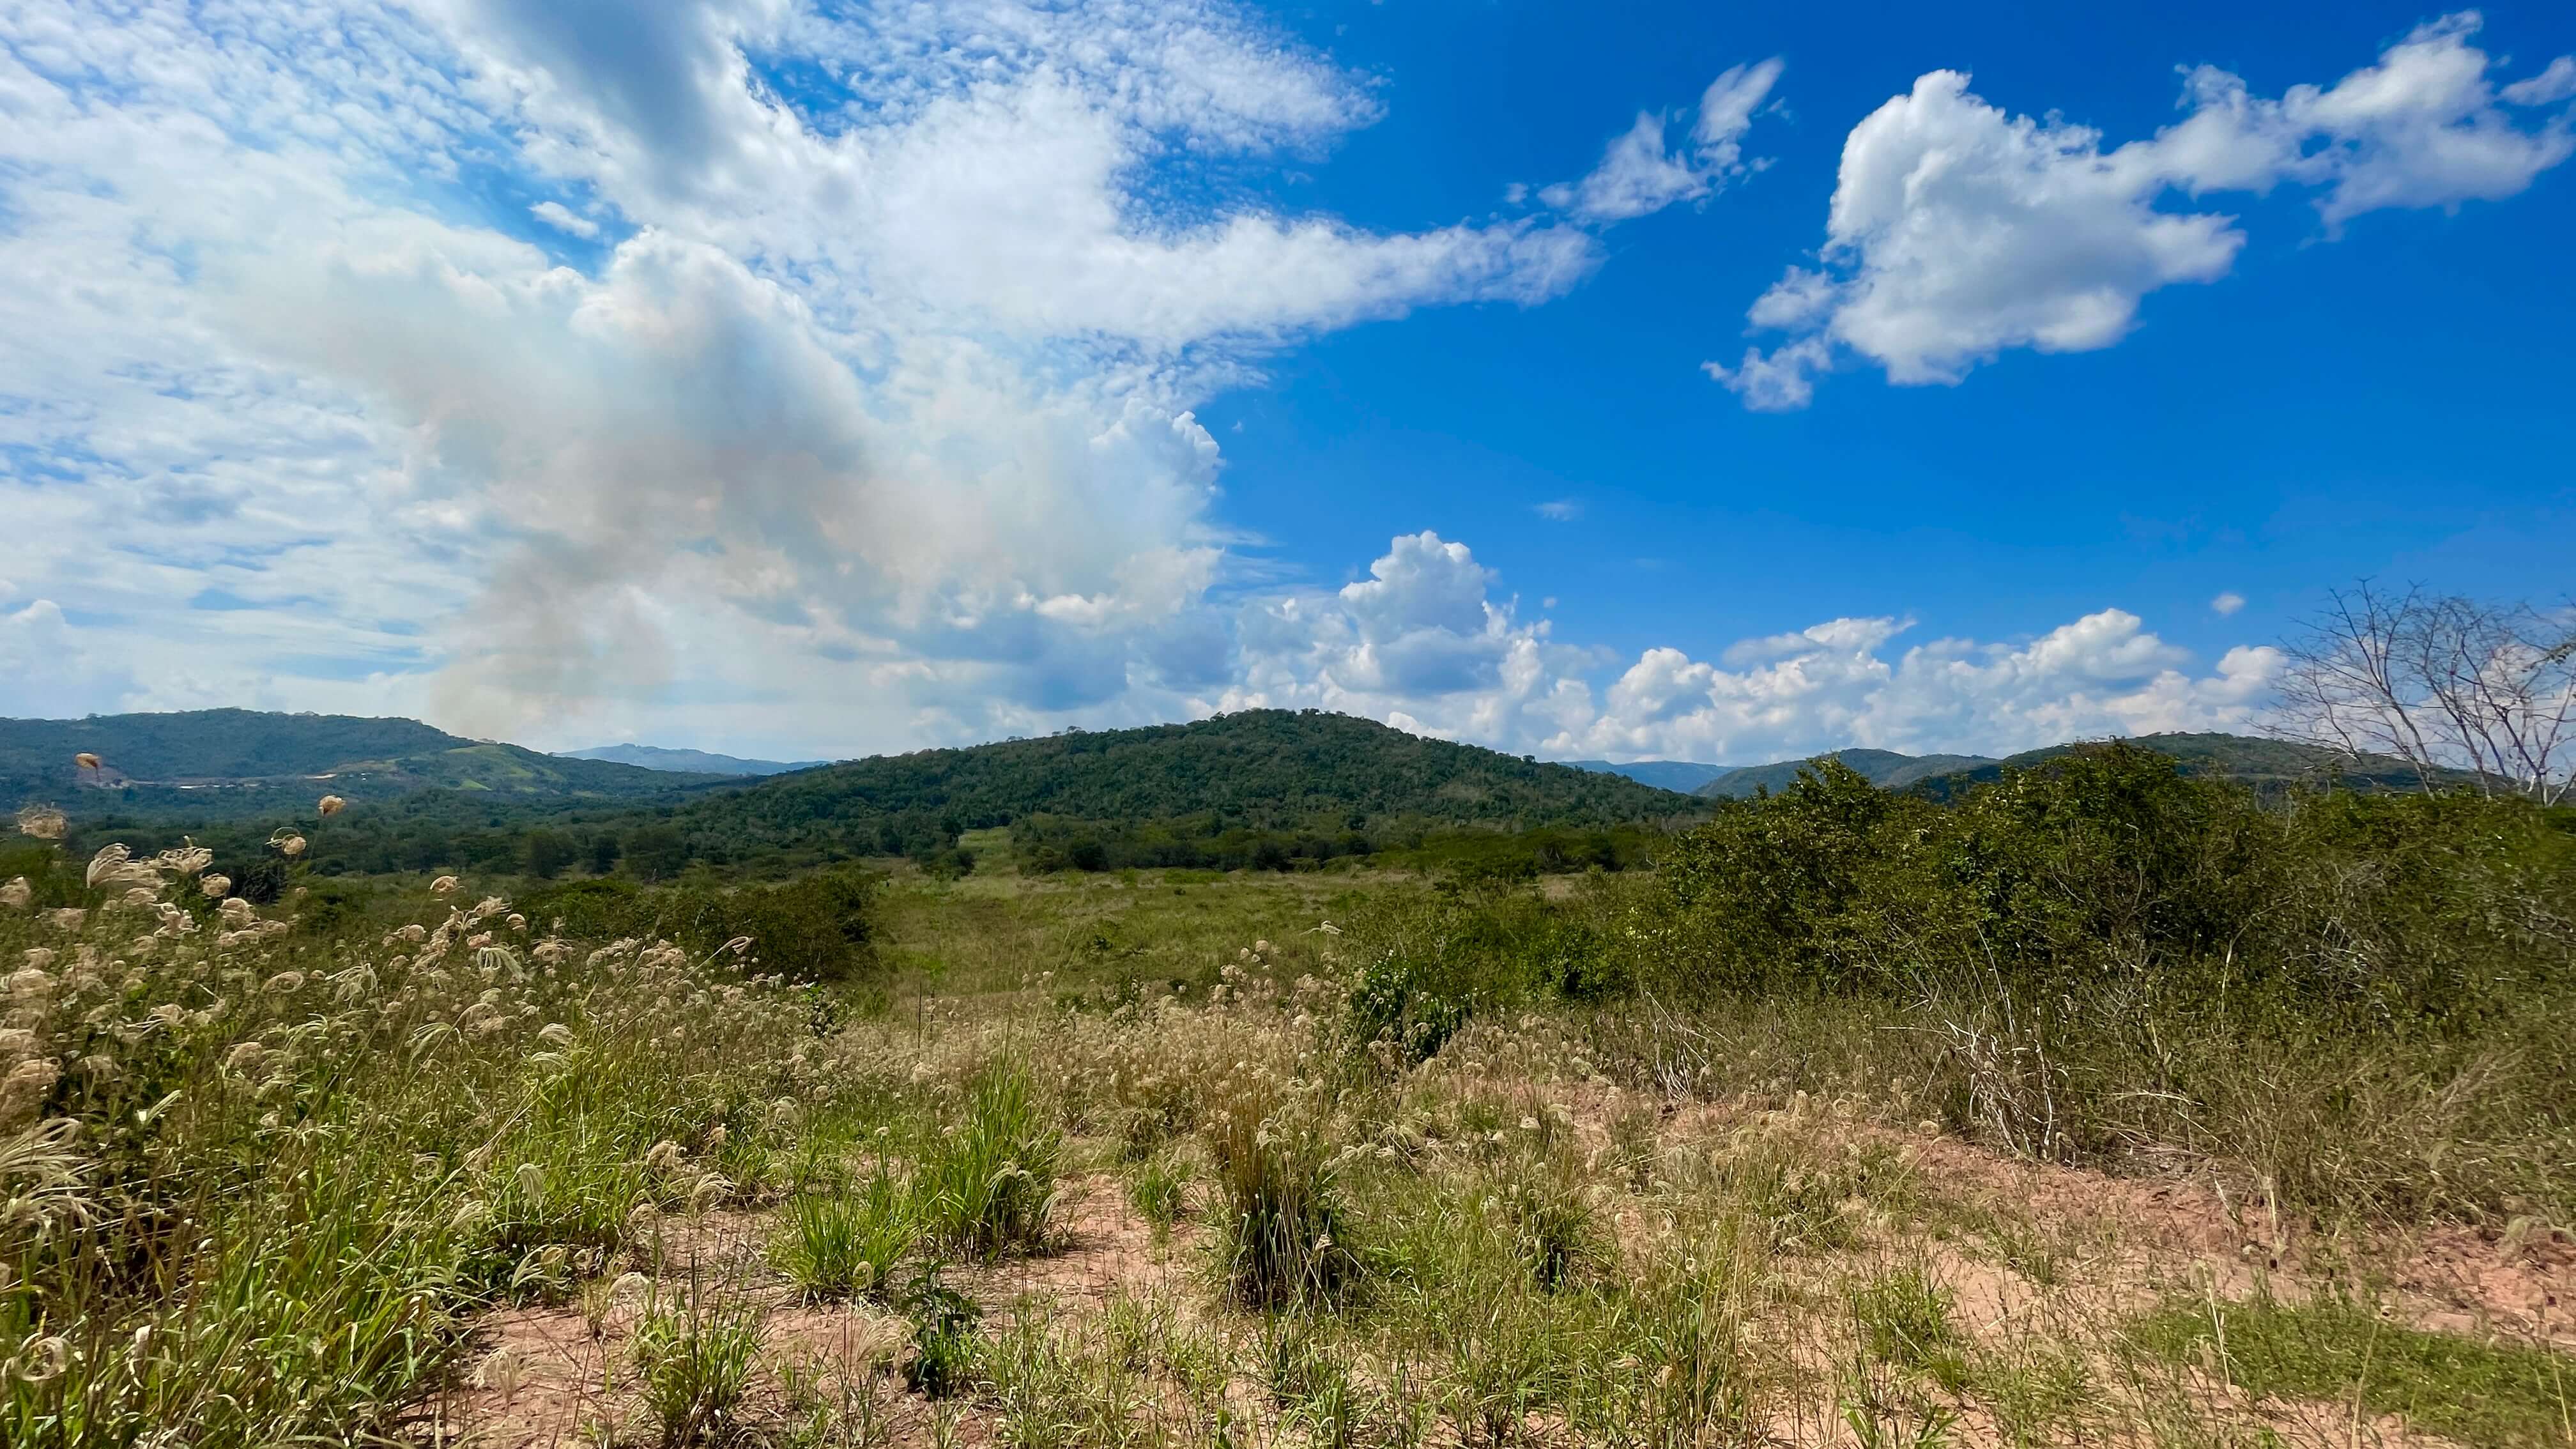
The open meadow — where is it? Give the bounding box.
[5,744,2573,1448]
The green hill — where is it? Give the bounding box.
[1,708,723,815]
[1905,732,2461,799]
[665,709,1699,854]
[1693,748,1998,799]
[1683,733,2464,802]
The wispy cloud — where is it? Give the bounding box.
[1534,499,1583,521]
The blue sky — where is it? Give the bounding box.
[3,1,2570,763]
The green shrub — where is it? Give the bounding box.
[520,866,884,985]
[901,1266,983,1399]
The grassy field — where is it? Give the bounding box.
[4,788,2572,1447]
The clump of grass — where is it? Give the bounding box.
[1595,1225,1765,1445]
[631,1292,763,1447]
[1850,1261,1968,1390]
[920,1063,1061,1259]
[1966,1342,2094,1446]
[2130,1289,2576,1448]
[1206,1088,1354,1308]
[1125,1147,1190,1236]
[1494,1148,1604,1291]
[770,1169,917,1300]
[1265,1315,1371,1449]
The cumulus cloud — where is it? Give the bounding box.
[0,0,1598,749]
[1,3,2296,763]
[1541,59,1783,223]
[1713,13,2574,408]
[1220,535,2280,763]
[2211,592,2247,617]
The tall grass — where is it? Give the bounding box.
[0,825,825,1444]
[771,1169,917,1301]
[632,1289,764,1446]
[918,1062,1061,1259]
[1205,1083,1354,1308]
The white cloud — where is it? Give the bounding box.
[2211,591,2246,616]
[1534,500,1582,521]
[1703,335,1832,412]
[0,0,1600,751]
[2504,56,2576,107]
[528,201,600,238]
[1220,534,2281,764]
[0,4,2304,764]
[1554,610,2281,763]
[1716,13,2575,408]
[1540,58,1782,224]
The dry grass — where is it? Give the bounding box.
[4,825,2570,1446]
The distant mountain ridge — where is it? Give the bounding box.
[1561,760,1732,793]
[0,709,726,815]
[1904,732,2465,799]
[1635,733,2458,800]
[562,744,827,776]
[1687,748,2000,798]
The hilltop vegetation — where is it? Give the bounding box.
[649,709,1696,866]
[1688,747,1998,798]
[11,709,1699,885]
[1906,730,2472,798]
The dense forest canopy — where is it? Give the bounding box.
[657,709,1698,850]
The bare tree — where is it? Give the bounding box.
[2273,582,2576,804]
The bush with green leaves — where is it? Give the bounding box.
[519,864,884,985]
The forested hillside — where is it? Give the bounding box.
[1675,733,2465,800]
[1,708,723,815]
[1905,732,2467,799]
[1689,747,1998,797]
[662,709,1696,857]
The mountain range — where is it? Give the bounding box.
[7,710,2464,845]
[1568,735,2454,799]
[656,710,1693,850]
[561,744,828,776]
